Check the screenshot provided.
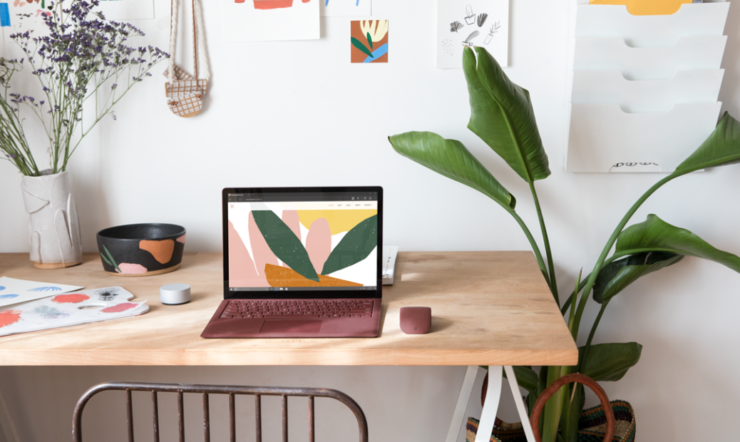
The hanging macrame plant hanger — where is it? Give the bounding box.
[165,0,210,118]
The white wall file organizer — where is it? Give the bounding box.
[572,36,726,80]
[569,70,725,112]
[565,0,730,173]
[566,102,722,173]
[574,2,729,47]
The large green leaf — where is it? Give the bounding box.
[579,342,642,382]
[251,211,319,282]
[593,252,684,304]
[615,215,740,273]
[674,112,740,175]
[388,131,515,209]
[561,383,585,442]
[463,46,550,183]
[321,215,378,275]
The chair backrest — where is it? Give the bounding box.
[72,381,368,442]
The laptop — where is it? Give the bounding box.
[201,186,383,338]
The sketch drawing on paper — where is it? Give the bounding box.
[463,30,479,47]
[477,12,487,27]
[485,21,500,44]
[351,20,388,63]
[437,0,509,69]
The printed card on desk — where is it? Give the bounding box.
[437,0,509,69]
[0,286,148,337]
[0,277,83,308]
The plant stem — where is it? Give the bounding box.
[506,206,551,287]
[559,275,590,316]
[571,173,679,342]
[530,181,559,304]
[585,302,607,349]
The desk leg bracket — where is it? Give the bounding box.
[446,366,536,442]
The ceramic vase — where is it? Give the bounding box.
[21,170,82,269]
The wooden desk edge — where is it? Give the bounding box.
[0,349,578,366]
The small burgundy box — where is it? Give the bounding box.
[400,307,432,335]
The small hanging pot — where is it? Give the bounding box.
[165,0,210,118]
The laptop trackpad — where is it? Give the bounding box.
[260,320,323,334]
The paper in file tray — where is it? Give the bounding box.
[565,102,722,173]
[573,36,726,80]
[574,2,729,47]
[569,70,724,112]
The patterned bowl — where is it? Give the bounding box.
[97,224,186,276]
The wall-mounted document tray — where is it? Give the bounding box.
[574,2,729,47]
[565,102,722,173]
[569,70,724,112]
[572,36,727,80]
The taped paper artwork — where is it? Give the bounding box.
[321,0,370,17]
[221,0,320,42]
[437,0,509,69]
[351,20,388,63]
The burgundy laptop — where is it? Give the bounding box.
[201,187,383,338]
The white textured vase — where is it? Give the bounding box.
[21,170,82,269]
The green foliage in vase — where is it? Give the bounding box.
[388,45,740,442]
[0,0,169,177]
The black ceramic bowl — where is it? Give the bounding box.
[97,223,186,276]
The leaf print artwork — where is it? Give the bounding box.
[351,20,389,63]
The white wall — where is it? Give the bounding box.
[2,0,740,440]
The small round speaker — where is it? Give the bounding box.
[160,283,191,305]
[400,306,432,334]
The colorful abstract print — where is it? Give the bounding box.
[235,0,311,10]
[351,20,388,63]
[229,209,377,288]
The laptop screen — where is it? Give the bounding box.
[223,188,381,298]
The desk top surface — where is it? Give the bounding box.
[0,252,577,366]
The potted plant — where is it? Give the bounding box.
[0,0,168,268]
[388,46,740,442]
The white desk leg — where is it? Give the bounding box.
[475,366,502,442]
[504,366,536,442]
[445,366,480,442]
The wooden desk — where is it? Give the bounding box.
[0,251,576,442]
[0,252,576,367]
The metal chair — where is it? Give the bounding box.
[72,382,369,442]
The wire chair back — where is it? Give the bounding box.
[72,381,369,442]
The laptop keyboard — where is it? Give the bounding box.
[220,299,375,319]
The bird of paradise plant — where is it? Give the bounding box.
[388,46,740,442]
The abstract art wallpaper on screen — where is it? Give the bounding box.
[228,203,378,288]
[221,0,320,42]
[351,20,388,63]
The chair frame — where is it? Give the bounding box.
[72,381,369,442]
